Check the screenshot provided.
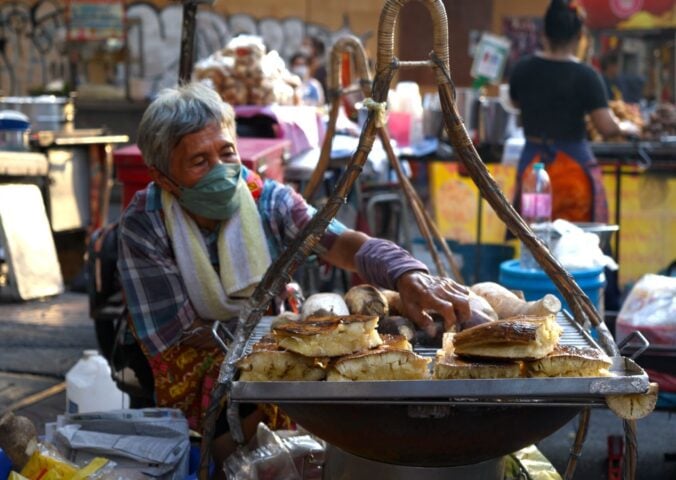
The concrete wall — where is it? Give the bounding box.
[1,0,550,97]
[0,0,377,97]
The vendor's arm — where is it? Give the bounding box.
[589,107,640,139]
[585,68,640,139]
[265,181,471,334]
[322,232,470,333]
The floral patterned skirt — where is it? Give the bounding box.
[147,342,292,434]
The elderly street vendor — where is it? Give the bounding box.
[117,82,471,466]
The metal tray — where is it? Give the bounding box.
[231,312,649,405]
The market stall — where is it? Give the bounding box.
[1,1,670,479]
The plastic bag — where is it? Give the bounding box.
[19,443,115,480]
[551,220,618,271]
[20,444,78,480]
[616,274,676,346]
[223,423,325,480]
[504,445,562,480]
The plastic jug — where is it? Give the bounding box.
[65,350,129,413]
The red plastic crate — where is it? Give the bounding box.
[113,138,291,208]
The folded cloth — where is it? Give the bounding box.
[235,105,324,155]
[161,181,271,320]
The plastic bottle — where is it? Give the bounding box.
[65,350,129,414]
[520,162,552,270]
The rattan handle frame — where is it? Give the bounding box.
[377,0,449,84]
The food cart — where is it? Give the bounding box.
[196,1,656,479]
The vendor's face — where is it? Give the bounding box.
[152,122,240,191]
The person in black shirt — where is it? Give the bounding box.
[509,0,638,222]
[600,51,623,101]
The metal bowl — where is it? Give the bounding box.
[280,403,580,467]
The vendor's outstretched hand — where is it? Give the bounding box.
[396,272,471,336]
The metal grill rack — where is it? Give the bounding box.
[231,313,649,406]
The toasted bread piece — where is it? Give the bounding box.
[525,345,612,378]
[273,315,382,357]
[453,315,562,360]
[442,332,455,354]
[327,346,430,381]
[434,354,522,379]
[606,382,659,420]
[380,333,412,351]
[344,284,389,317]
[237,348,327,381]
[251,334,280,351]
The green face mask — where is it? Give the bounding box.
[175,163,243,220]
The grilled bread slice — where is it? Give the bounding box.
[272,315,382,357]
[434,354,522,379]
[525,345,612,378]
[327,346,430,381]
[237,339,327,381]
[453,314,562,360]
[379,333,413,351]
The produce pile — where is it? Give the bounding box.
[642,102,676,140]
[193,35,300,106]
[587,100,676,142]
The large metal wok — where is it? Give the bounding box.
[230,314,649,467]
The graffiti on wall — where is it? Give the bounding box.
[0,0,67,96]
[0,0,369,97]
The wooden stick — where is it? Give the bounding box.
[564,408,590,480]
[302,96,341,200]
[623,420,637,480]
[1,382,65,416]
[303,35,372,201]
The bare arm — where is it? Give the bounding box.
[319,229,369,271]
[589,107,639,139]
[321,231,471,334]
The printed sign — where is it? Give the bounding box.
[67,0,124,41]
[470,33,511,84]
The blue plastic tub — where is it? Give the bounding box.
[499,259,606,312]
[0,448,12,480]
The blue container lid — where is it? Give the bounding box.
[0,110,30,131]
[500,259,604,279]
[499,259,606,311]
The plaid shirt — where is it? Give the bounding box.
[118,167,346,356]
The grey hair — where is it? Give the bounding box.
[137,82,236,173]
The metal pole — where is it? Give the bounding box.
[178,0,206,84]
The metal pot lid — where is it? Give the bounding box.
[0,110,30,130]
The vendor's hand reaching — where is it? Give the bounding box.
[396,272,471,336]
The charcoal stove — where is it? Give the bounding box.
[230,313,649,472]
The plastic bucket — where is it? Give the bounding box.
[499,259,606,312]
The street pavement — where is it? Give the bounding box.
[0,292,97,428]
[1,291,675,479]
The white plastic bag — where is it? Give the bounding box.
[616,274,676,346]
[224,424,325,480]
[551,220,618,271]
